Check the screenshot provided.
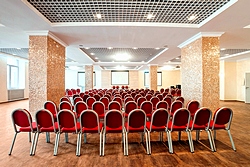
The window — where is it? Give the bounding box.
[144,71,162,86]
[77,72,96,87]
[7,58,19,89]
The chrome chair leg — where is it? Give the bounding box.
[227,130,236,151]
[9,133,17,155]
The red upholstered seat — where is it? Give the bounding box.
[102,110,126,156]
[125,109,149,155]
[54,109,79,156]
[9,109,37,155]
[166,108,194,154]
[209,107,236,151]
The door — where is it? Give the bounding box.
[245,73,250,103]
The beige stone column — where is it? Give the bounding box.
[179,32,223,111]
[149,65,158,91]
[29,32,66,114]
[85,65,93,91]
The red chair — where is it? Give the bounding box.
[102,110,126,156]
[112,97,123,108]
[54,109,80,156]
[71,89,77,95]
[82,94,90,102]
[131,92,136,98]
[44,101,58,120]
[175,96,184,104]
[31,109,58,155]
[163,96,172,110]
[124,101,137,118]
[75,101,88,118]
[209,107,236,151]
[66,89,73,97]
[186,100,200,119]
[100,97,110,110]
[156,94,164,101]
[92,101,105,119]
[189,107,215,151]
[167,108,194,154]
[76,88,81,94]
[134,94,142,104]
[73,97,83,106]
[77,110,103,156]
[145,94,153,101]
[86,97,96,109]
[125,109,149,155]
[156,101,169,110]
[9,109,37,155]
[170,89,176,96]
[60,96,71,103]
[160,88,164,93]
[108,101,121,111]
[140,101,153,119]
[59,101,73,111]
[93,94,101,101]
[169,100,183,116]
[104,94,111,101]
[124,97,134,104]
[125,85,129,89]
[176,89,181,96]
[137,97,146,108]
[146,108,170,154]
[150,96,160,110]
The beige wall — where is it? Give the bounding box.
[0,55,8,102]
[236,57,250,101]
[159,70,181,90]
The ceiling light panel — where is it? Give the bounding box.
[81,48,165,62]
[26,0,230,24]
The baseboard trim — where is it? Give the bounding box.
[220,100,245,103]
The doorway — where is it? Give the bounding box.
[245,73,250,103]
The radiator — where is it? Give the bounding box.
[8,89,24,101]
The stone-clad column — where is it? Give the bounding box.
[29,32,66,114]
[149,65,158,91]
[85,65,93,91]
[179,32,223,111]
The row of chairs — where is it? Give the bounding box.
[9,106,236,156]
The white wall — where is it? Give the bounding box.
[0,54,8,102]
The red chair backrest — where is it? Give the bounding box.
[186,100,200,115]
[213,107,233,125]
[169,108,190,131]
[140,101,153,115]
[156,101,169,110]
[137,97,146,107]
[192,107,212,127]
[112,97,123,107]
[35,109,56,131]
[92,101,105,116]
[80,110,100,132]
[44,101,58,115]
[127,109,146,132]
[100,97,109,109]
[150,96,160,109]
[163,97,172,109]
[151,108,169,129]
[12,109,32,129]
[57,109,77,133]
[125,101,137,115]
[86,97,96,108]
[170,100,183,115]
[145,94,152,101]
[75,101,88,116]
[74,97,83,105]
[105,110,123,129]
[94,94,101,101]
[108,101,121,111]
[176,96,184,103]
[59,101,73,111]
[156,94,164,101]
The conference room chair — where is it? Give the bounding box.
[150,96,160,110]
[175,96,184,104]
[86,97,96,109]
[73,97,83,106]
[186,100,200,119]
[169,100,183,117]
[60,96,71,103]
[54,109,80,156]
[77,110,103,156]
[82,94,90,103]
[72,94,80,101]
[92,101,105,120]
[74,101,88,119]
[163,96,172,111]
[145,94,153,101]
[44,100,58,120]
[209,107,236,151]
[124,97,134,104]
[59,101,73,111]
[31,109,58,155]
[9,109,37,155]
[125,109,149,155]
[140,101,153,119]
[167,108,194,154]
[113,97,123,108]
[108,101,122,111]
[93,94,101,101]
[124,101,137,118]
[146,108,170,154]
[134,94,142,104]
[156,101,169,110]
[102,110,126,156]
[100,97,110,110]
[189,107,215,151]
[156,94,164,101]
[137,97,147,108]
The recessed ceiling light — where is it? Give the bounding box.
[90,53,95,55]
[84,47,90,49]
[108,47,113,49]
[95,57,98,59]
[146,13,155,19]
[155,47,160,50]
[175,57,180,60]
[95,14,102,19]
[220,48,226,50]
[187,14,197,21]
[13,54,17,56]
[133,47,138,49]
[113,53,130,61]
[16,48,21,50]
